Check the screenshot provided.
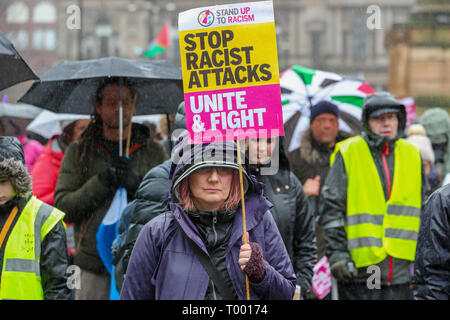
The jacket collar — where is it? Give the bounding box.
[299,128,351,164]
[361,128,399,151]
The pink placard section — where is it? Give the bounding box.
[312,256,332,299]
[185,84,284,143]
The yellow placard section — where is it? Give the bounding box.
[179,22,279,93]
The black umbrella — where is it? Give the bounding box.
[19,56,183,156]
[0,31,39,91]
[18,56,183,115]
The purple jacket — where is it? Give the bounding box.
[121,136,296,300]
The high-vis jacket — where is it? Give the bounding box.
[330,136,422,268]
[0,196,65,300]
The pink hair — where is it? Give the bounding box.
[178,169,242,212]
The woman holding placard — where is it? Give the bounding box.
[121,132,296,300]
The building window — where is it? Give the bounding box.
[311,31,322,64]
[6,2,29,24]
[32,2,57,24]
[45,30,56,50]
[100,37,109,57]
[32,29,56,51]
[342,30,349,63]
[370,30,377,60]
[16,30,29,50]
[33,29,44,50]
[351,16,366,62]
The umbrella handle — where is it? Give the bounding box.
[125,93,138,156]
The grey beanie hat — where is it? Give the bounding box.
[0,136,25,164]
[0,136,32,197]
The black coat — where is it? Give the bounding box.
[287,128,352,259]
[113,159,171,291]
[250,143,317,298]
[414,184,450,300]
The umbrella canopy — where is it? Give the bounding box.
[0,102,44,136]
[26,110,162,139]
[0,31,39,91]
[0,102,43,118]
[18,56,183,115]
[26,110,90,139]
[280,65,375,152]
[132,114,162,124]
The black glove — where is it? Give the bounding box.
[330,259,358,282]
[114,156,141,195]
[98,167,120,189]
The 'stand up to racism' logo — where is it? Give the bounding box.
[198,9,214,27]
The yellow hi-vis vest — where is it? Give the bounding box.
[330,136,422,268]
[0,196,65,300]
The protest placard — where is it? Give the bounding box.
[312,256,332,299]
[179,0,284,143]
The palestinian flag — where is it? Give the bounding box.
[280,64,375,151]
[314,79,375,120]
[142,21,171,58]
[280,65,343,121]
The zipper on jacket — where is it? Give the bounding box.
[387,256,393,286]
[212,211,218,247]
[381,142,392,200]
[382,142,393,286]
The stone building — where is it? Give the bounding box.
[387,0,450,111]
[1,0,419,102]
[275,0,416,89]
[57,0,418,90]
[0,0,59,101]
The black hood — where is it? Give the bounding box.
[173,101,186,131]
[361,92,406,148]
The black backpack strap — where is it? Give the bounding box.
[180,228,236,300]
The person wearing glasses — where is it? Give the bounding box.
[319,92,428,300]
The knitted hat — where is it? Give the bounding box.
[310,101,339,123]
[407,134,435,163]
[0,136,25,164]
[406,124,427,137]
[0,136,32,197]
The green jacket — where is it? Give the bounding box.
[54,124,168,274]
[420,108,450,177]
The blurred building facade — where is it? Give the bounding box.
[57,0,417,90]
[275,0,416,90]
[0,0,59,101]
[1,0,419,102]
[56,0,179,61]
[387,0,450,110]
